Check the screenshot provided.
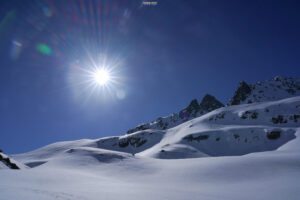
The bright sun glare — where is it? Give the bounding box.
[93,69,111,86]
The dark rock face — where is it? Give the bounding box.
[228,81,252,106]
[200,94,224,112]
[118,137,147,148]
[177,94,224,121]
[267,131,281,140]
[240,110,259,119]
[127,124,149,134]
[272,115,288,124]
[184,134,210,142]
[186,99,200,112]
[179,99,200,120]
[0,153,20,170]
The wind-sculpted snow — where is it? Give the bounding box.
[13,130,165,167]
[12,139,97,164]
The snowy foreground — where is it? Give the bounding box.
[1,96,300,200]
[1,140,300,200]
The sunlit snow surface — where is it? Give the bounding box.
[1,97,300,200]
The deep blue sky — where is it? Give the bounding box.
[1,0,300,154]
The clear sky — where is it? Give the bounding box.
[1,0,300,154]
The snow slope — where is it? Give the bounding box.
[1,129,300,200]
[138,96,299,158]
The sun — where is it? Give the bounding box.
[93,68,111,86]
[68,54,126,102]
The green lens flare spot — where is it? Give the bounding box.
[37,43,52,55]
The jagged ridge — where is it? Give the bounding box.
[126,94,224,134]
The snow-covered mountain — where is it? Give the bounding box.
[127,76,300,135]
[127,94,224,134]
[228,76,300,105]
[11,76,300,163]
[12,95,300,163]
[2,76,300,200]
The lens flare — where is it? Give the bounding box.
[37,43,52,55]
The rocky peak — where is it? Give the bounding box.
[227,76,300,106]
[179,99,200,119]
[227,81,252,106]
[186,99,200,112]
[127,95,224,134]
[200,94,224,112]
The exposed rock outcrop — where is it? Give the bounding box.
[228,81,252,105]
[0,152,20,169]
[200,94,224,112]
